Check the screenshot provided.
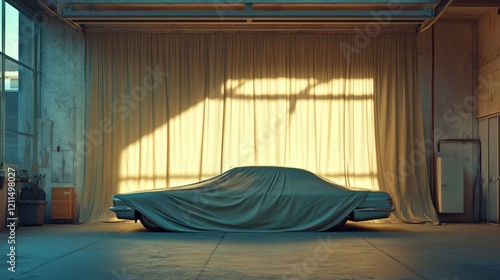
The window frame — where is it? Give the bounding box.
[0,0,39,173]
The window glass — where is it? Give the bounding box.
[1,1,35,174]
[0,54,3,160]
[5,58,33,135]
[5,2,19,61]
[0,54,3,92]
[5,2,33,67]
[0,1,3,54]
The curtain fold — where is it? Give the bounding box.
[80,33,438,224]
[372,36,439,223]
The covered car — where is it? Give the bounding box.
[109,166,394,232]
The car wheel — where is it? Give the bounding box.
[324,217,348,232]
[139,213,166,232]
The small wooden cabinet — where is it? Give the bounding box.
[52,187,74,222]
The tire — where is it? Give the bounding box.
[324,217,348,232]
[139,213,166,232]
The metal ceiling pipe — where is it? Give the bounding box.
[60,9,435,21]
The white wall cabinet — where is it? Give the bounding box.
[436,157,464,213]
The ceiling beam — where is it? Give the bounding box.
[451,0,500,6]
[61,9,435,20]
[7,0,44,15]
[46,0,440,4]
[418,0,454,32]
[39,0,441,31]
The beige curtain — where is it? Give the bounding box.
[80,33,438,224]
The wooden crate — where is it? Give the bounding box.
[52,187,74,222]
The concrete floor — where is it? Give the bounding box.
[0,222,499,280]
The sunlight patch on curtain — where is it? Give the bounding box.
[117,77,378,193]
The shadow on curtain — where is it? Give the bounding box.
[80,33,438,224]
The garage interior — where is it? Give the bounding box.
[1,0,500,279]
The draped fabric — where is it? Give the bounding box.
[80,33,438,224]
[115,166,370,232]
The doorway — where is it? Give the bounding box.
[479,115,499,224]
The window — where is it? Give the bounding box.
[0,0,37,173]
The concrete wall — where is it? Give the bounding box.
[477,8,500,118]
[38,16,85,222]
[419,20,480,222]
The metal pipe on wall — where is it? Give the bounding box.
[430,25,436,206]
